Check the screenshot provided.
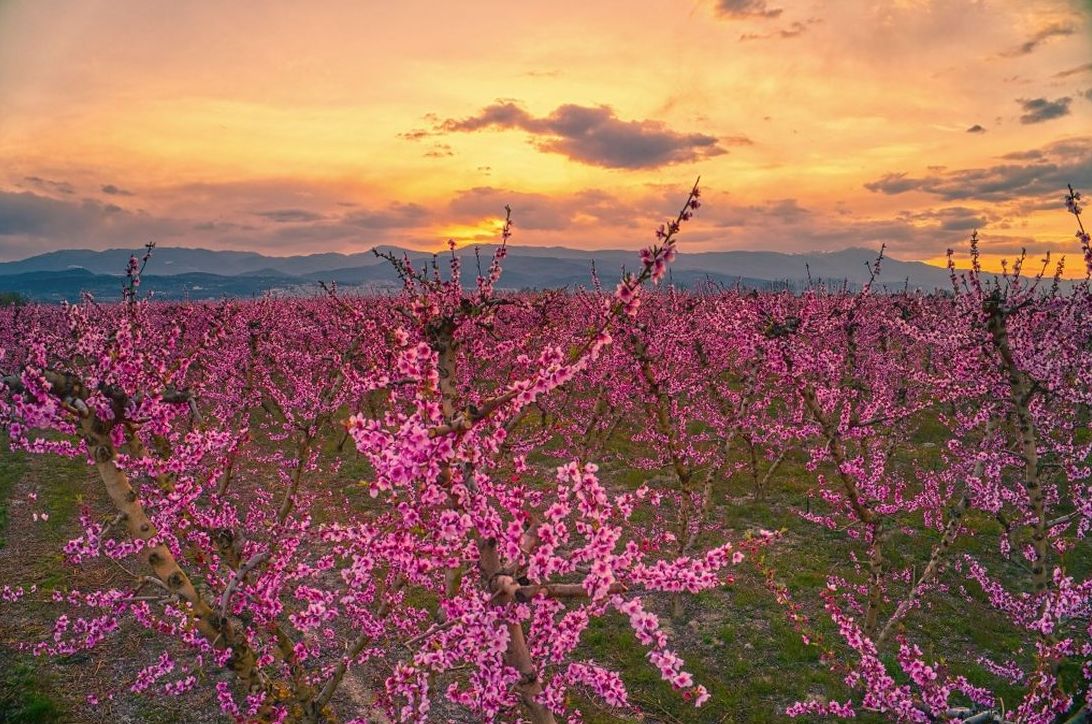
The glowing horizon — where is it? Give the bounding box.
[1,0,1091,274]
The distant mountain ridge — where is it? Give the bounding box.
[0,245,958,302]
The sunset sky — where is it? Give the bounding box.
[1,0,1091,272]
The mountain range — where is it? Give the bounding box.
[0,245,958,302]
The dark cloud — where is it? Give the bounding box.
[1000,23,1074,57]
[0,191,83,236]
[0,180,440,260]
[1084,88,1092,103]
[101,184,134,196]
[1000,149,1043,161]
[863,137,1092,202]
[714,0,782,19]
[22,176,75,195]
[685,191,1043,261]
[863,173,921,194]
[341,202,428,229]
[442,102,528,132]
[192,221,258,232]
[966,124,986,134]
[901,206,989,232]
[748,198,810,220]
[0,191,135,237]
[0,189,194,260]
[254,209,327,223]
[1054,62,1092,78]
[437,102,729,169]
[697,195,980,256]
[1018,97,1072,124]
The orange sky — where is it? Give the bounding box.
[1,0,1090,272]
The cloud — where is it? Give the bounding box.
[0,189,195,260]
[1018,96,1072,124]
[683,189,1063,263]
[863,137,1092,202]
[341,202,428,229]
[713,0,782,19]
[1084,88,1092,103]
[901,206,988,232]
[0,191,137,238]
[254,202,426,233]
[447,187,648,231]
[0,179,440,260]
[398,128,434,141]
[691,192,1000,258]
[254,209,327,223]
[192,221,257,232]
[22,176,75,195]
[966,124,986,134]
[423,143,454,158]
[749,198,810,220]
[739,18,819,41]
[1000,23,1074,57]
[864,173,921,194]
[1053,62,1092,78]
[101,184,134,196]
[437,102,730,169]
[1000,149,1043,161]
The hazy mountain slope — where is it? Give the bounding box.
[0,244,962,301]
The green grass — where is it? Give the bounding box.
[0,658,64,723]
[565,410,1084,721]
[34,455,86,542]
[0,439,28,549]
[11,448,88,592]
[0,439,67,723]
[0,434,85,551]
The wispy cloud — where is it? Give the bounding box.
[739,19,816,41]
[254,209,327,223]
[1000,23,1074,57]
[341,202,428,229]
[22,176,75,195]
[423,143,454,158]
[1053,62,1092,78]
[448,187,640,231]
